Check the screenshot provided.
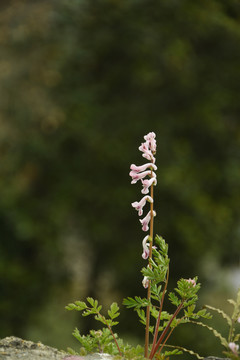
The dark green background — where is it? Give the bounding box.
[0,0,240,357]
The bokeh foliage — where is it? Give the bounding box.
[0,0,240,356]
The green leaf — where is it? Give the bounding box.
[204,304,232,327]
[94,314,107,325]
[189,320,229,348]
[169,292,181,307]
[163,344,204,359]
[75,301,88,309]
[123,296,149,309]
[65,303,77,311]
[108,302,120,319]
[228,299,237,307]
[87,297,98,309]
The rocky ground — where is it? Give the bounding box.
[0,336,229,360]
[0,337,113,360]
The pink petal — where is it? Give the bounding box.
[131,195,153,216]
[139,210,156,231]
[130,170,151,184]
[130,163,157,172]
[142,235,150,259]
[141,176,157,194]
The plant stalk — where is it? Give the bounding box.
[97,311,122,356]
[156,316,184,357]
[151,267,169,354]
[149,301,184,359]
[144,182,154,358]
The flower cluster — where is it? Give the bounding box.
[186,278,197,287]
[130,132,157,288]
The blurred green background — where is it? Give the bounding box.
[0,0,240,358]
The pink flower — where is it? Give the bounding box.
[229,342,239,355]
[186,278,196,287]
[238,317,240,323]
[130,163,157,173]
[131,195,153,216]
[144,132,157,153]
[141,175,157,194]
[139,142,155,163]
[140,210,156,232]
[138,132,156,163]
[130,170,151,184]
[142,276,149,288]
[142,235,150,259]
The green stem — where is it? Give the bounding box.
[156,316,184,357]
[228,319,234,343]
[150,267,169,357]
[149,301,184,359]
[97,311,122,356]
[144,182,154,358]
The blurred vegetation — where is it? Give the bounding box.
[0,0,240,357]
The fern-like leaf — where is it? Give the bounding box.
[163,344,204,359]
[190,320,229,348]
[204,304,232,327]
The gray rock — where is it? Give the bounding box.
[0,336,66,360]
[203,357,230,360]
[64,355,113,360]
[0,337,114,360]
[3,337,230,360]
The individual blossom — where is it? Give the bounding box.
[130,170,152,184]
[129,162,157,185]
[140,210,156,232]
[139,142,155,163]
[142,235,150,259]
[141,176,157,194]
[142,276,149,289]
[142,236,156,259]
[186,278,196,287]
[237,317,240,323]
[229,342,239,355]
[132,195,153,216]
[130,163,157,173]
[144,132,157,153]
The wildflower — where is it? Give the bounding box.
[139,132,157,163]
[144,132,157,153]
[130,170,152,184]
[142,276,149,289]
[238,317,240,323]
[186,278,196,287]
[140,210,156,232]
[141,176,157,194]
[229,342,239,355]
[139,142,155,163]
[132,195,153,216]
[130,163,157,173]
[142,236,150,259]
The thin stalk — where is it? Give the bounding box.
[144,182,154,358]
[149,301,184,359]
[97,311,122,356]
[228,319,234,343]
[150,267,169,357]
[156,316,184,357]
